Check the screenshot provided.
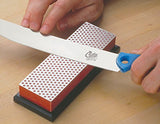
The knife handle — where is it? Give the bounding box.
[116,52,140,73]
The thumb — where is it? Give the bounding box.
[131,42,151,54]
[131,37,160,54]
[131,45,149,54]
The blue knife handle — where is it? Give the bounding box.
[116,52,140,73]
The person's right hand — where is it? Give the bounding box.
[131,37,160,94]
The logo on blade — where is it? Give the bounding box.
[85,51,98,61]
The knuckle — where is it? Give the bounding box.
[94,2,104,16]
[88,5,104,21]
[149,42,160,55]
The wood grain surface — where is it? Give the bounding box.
[0,0,160,124]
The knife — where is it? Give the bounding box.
[0,19,140,72]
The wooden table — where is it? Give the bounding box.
[1,0,160,123]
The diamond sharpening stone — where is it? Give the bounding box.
[14,22,120,121]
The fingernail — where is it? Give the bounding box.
[30,22,39,31]
[21,19,29,27]
[40,24,49,34]
[132,49,144,54]
[131,71,140,85]
[131,49,139,54]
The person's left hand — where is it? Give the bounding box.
[21,0,104,34]
[131,37,160,94]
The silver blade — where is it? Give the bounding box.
[0,19,120,72]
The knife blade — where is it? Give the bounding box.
[0,19,139,72]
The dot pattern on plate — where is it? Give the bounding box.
[70,22,115,49]
[19,22,115,102]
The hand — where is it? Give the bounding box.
[21,0,104,34]
[131,37,160,94]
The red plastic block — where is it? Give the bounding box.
[19,22,116,112]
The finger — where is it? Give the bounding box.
[131,43,159,84]
[56,2,104,31]
[40,0,82,34]
[131,44,150,54]
[141,60,160,94]
[72,0,95,11]
[21,0,55,31]
[131,37,160,54]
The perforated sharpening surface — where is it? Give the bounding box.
[19,22,116,112]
